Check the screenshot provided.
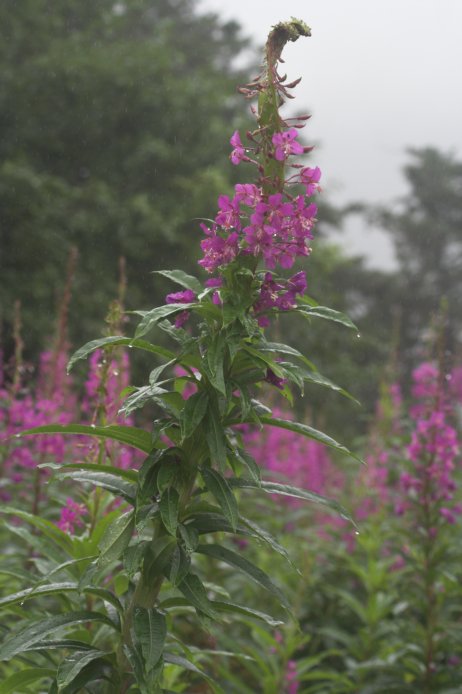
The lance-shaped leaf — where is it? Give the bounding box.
[299,368,359,403]
[164,653,225,694]
[180,390,209,440]
[230,478,355,525]
[296,305,358,330]
[119,384,168,417]
[196,544,289,609]
[18,423,153,454]
[201,468,238,532]
[255,341,316,369]
[0,507,73,554]
[133,607,167,670]
[159,487,180,537]
[204,332,227,396]
[0,611,118,661]
[0,668,55,694]
[153,269,203,294]
[258,415,363,463]
[0,582,77,609]
[177,573,217,619]
[97,510,135,568]
[67,336,175,373]
[56,650,109,689]
[204,405,228,473]
[55,470,136,503]
[134,303,196,338]
[212,601,284,627]
[167,546,191,587]
[239,516,300,574]
[230,449,261,484]
[42,461,138,483]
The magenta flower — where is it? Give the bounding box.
[300,166,322,196]
[57,497,87,534]
[272,128,304,161]
[230,130,246,165]
[165,289,196,305]
[198,227,239,273]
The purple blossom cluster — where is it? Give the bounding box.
[396,363,461,525]
[0,342,141,529]
[199,169,319,276]
[192,126,321,327]
[0,348,76,499]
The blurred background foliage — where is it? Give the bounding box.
[1,0,462,442]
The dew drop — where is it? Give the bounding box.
[356,333,361,339]
[113,370,119,376]
[90,424,96,428]
[445,373,452,381]
[354,530,360,536]
[19,601,25,607]
[15,433,21,438]
[128,345,133,349]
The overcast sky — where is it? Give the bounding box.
[198,0,462,267]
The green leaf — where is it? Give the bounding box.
[153,269,202,294]
[259,416,363,463]
[230,478,354,524]
[55,470,137,502]
[0,668,55,693]
[233,449,261,484]
[133,608,167,670]
[163,653,224,694]
[299,368,359,404]
[159,487,180,537]
[97,510,135,568]
[255,341,316,369]
[213,601,284,627]
[184,511,237,536]
[119,384,169,416]
[18,423,153,453]
[242,345,286,377]
[56,650,107,688]
[177,573,217,619]
[178,524,199,552]
[0,507,73,554]
[204,332,227,396]
[59,659,113,693]
[297,305,358,330]
[196,544,289,608]
[0,582,78,609]
[167,546,191,587]
[201,468,238,531]
[67,336,174,372]
[204,405,228,474]
[44,462,138,483]
[144,536,177,581]
[239,517,299,574]
[0,611,117,661]
[134,303,196,338]
[180,391,208,440]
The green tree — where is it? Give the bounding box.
[378,147,462,371]
[0,0,253,355]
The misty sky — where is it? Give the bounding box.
[198,0,462,267]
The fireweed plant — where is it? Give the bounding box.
[0,21,360,692]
